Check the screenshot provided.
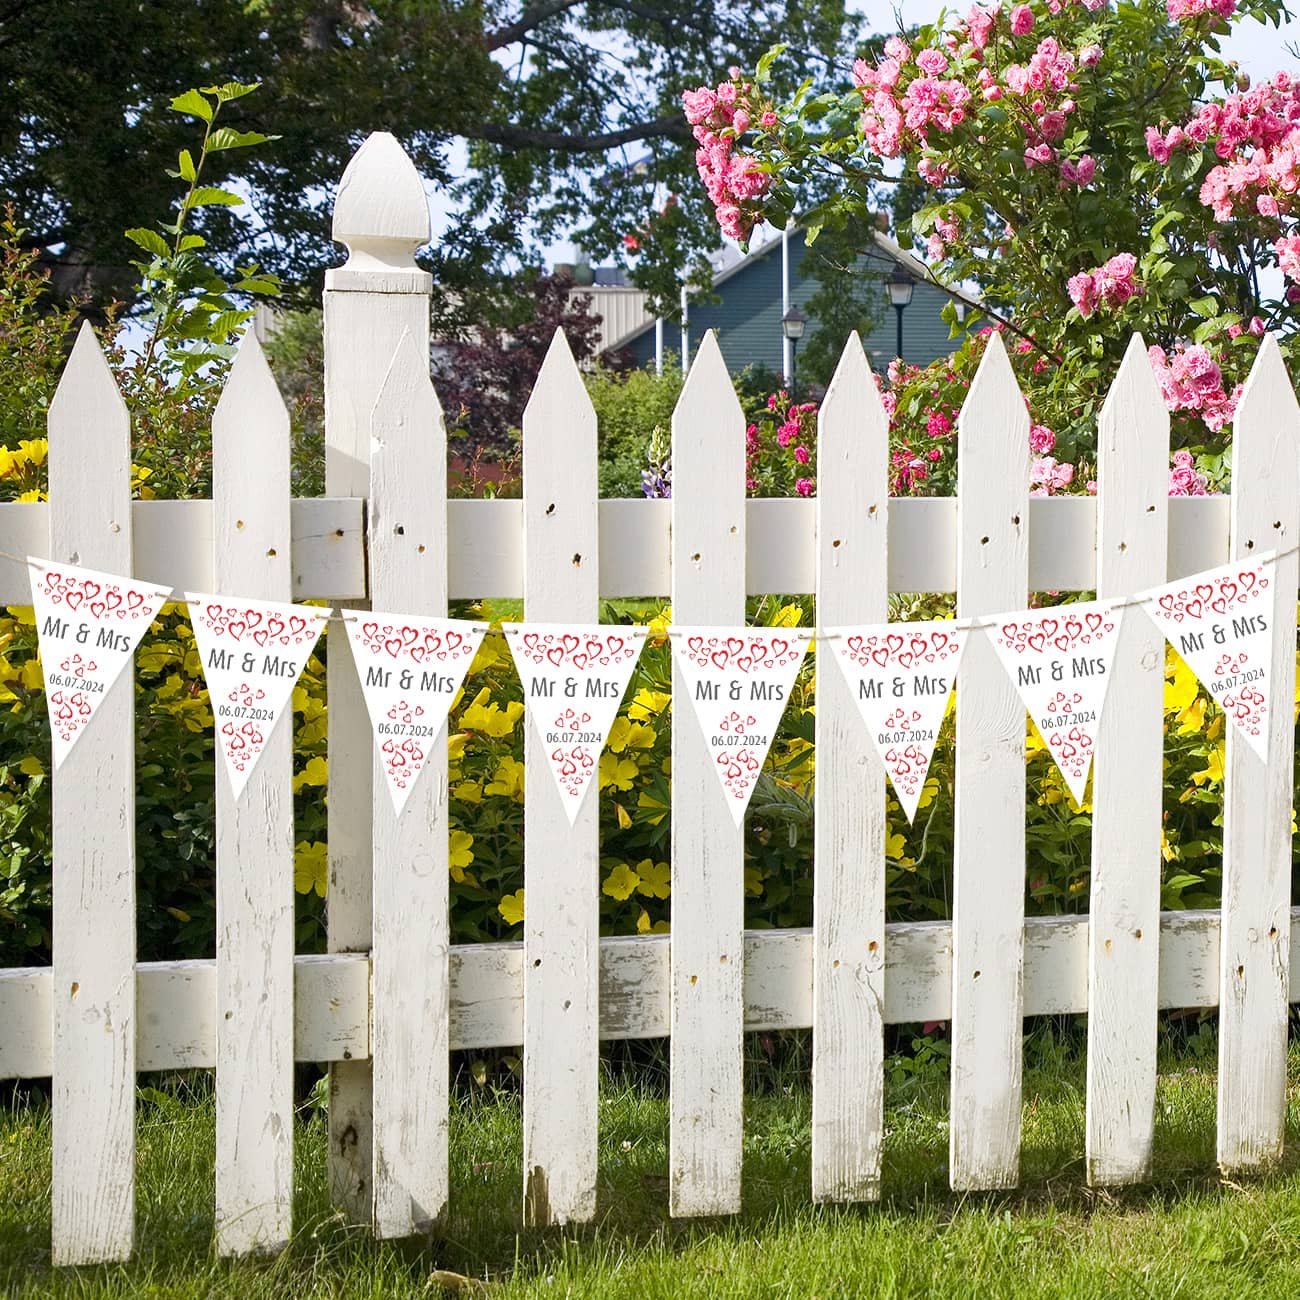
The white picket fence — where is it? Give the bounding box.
[1,131,1298,1264]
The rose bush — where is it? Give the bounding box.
[683,0,1293,497]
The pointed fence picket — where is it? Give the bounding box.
[47,323,137,1265]
[669,331,747,1217]
[811,335,889,1203]
[1086,336,1168,1186]
[1218,334,1300,1172]
[521,333,602,1226]
[368,330,452,1237]
[950,332,1029,1191]
[6,128,1300,1265]
[211,334,296,1256]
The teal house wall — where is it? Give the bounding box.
[619,228,961,377]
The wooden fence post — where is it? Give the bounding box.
[669,331,746,1217]
[323,131,432,1218]
[1218,333,1299,1171]
[521,332,601,1225]
[369,330,451,1237]
[811,335,889,1202]
[950,331,1029,1190]
[212,334,296,1255]
[47,324,136,1264]
[1086,335,1168,1184]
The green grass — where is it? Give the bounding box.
[3,1034,1300,1298]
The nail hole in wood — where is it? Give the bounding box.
[572,552,582,566]
[266,548,276,558]
[70,982,79,998]
[973,970,981,980]
[236,519,245,530]
[533,958,542,968]
[719,954,728,964]
[1269,926,1278,940]
[1104,939,1113,953]
[1237,964,1245,978]
[394,525,404,536]
[980,535,989,545]
[689,974,698,986]
[1135,929,1142,940]
[1118,541,1128,552]
[1246,540,1255,550]
[563,999,571,1011]
[868,504,878,516]
[417,544,426,554]
[1275,520,1283,529]
[335,528,345,538]
[545,503,556,515]
[833,959,841,968]
[691,552,701,563]
[729,525,738,535]
[867,941,878,953]
[1147,505,1156,514]
[832,538,842,549]
[1011,515,1020,527]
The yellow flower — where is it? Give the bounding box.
[636,908,670,935]
[1190,746,1225,787]
[885,830,908,861]
[484,755,525,801]
[635,859,670,899]
[449,829,475,882]
[17,755,44,777]
[743,865,764,898]
[448,731,470,761]
[614,801,632,829]
[629,688,671,721]
[498,889,525,925]
[19,658,43,690]
[294,841,328,897]
[916,777,940,811]
[452,780,483,804]
[647,615,669,646]
[599,752,639,791]
[460,686,523,738]
[770,603,804,628]
[18,438,47,468]
[607,716,656,753]
[294,754,328,792]
[602,861,641,900]
[469,632,510,673]
[15,489,43,502]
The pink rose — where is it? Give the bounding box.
[1010,5,1034,35]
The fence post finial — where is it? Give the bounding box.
[332,131,430,274]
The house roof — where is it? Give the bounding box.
[605,225,977,353]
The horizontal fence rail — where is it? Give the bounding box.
[0,495,1236,604]
[4,909,1299,1077]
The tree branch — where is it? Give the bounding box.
[485,0,587,51]
[474,114,691,152]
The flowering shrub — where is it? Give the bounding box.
[683,0,1293,497]
[746,391,818,496]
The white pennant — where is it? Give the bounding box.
[344,611,487,815]
[187,593,328,798]
[28,558,171,768]
[1139,554,1275,760]
[987,599,1124,806]
[825,620,969,822]
[671,627,808,826]
[505,623,647,824]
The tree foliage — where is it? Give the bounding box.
[2,0,859,327]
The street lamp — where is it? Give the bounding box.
[781,304,807,396]
[887,266,915,362]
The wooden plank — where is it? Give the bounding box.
[1086,336,1169,1185]
[811,336,889,1203]
[45,322,136,1264]
[368,330,451,1238]
[521,332,602,1226]
[322,130,433,1220]
[950,331,1029,1191]
[211,333,295,1256]
[7,909,1299,1081]
[1218,334,1300,1172]
[0,494,1238,607]
[669,331,747,1217]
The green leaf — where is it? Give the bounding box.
[200,81,261,103]
[1188,295,1218,318]
[124,227,170,258]
[206,127,276,152]
[177,150,197,182]
[182,186,245,209]
[169,89,213,122]
[176,234,207,252]
[755,44,787,83]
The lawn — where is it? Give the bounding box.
[3,1031,1300,1298]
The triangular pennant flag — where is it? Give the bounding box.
[187,593,328,797]
[504,623,647,824]
[28,558,171,767]
[824,620,969,822]
[671,627,808,826]
[1139,555,1275,760]
[986,599,1125,806]
[344,611,487,815]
